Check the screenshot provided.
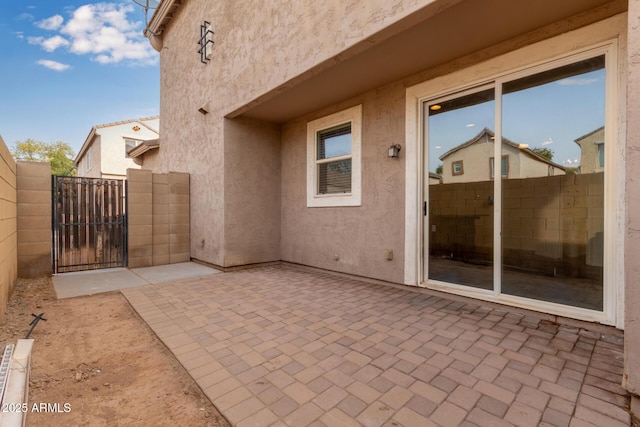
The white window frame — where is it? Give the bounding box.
[404,16,624,327]
[306,105,362,207]
[124,138,142,158]
[490,155,509,179]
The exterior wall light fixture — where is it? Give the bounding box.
[198,21,214,64]
[388,144,401,158]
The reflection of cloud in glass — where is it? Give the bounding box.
[557,77,598,86]
[465,123,475,128]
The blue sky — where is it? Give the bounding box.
[0,1,159,156]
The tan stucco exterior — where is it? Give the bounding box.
[624,0,640,399]
[439,130,566,184]
[576,126,606,174]
[146,0,625,273]
[75,117,159,178]
[144,0,640,404]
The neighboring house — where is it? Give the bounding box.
[428,172,442,185]
[141,0,640,408]
[74,116,159,179]
[438,128,565,183]
[576,126,605,174]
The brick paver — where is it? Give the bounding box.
[122,265,631,426]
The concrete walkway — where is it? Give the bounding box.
[121,265,630,427]
[53,262,221,298]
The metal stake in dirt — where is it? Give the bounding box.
[25,313,47,339]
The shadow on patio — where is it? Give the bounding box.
[122,264,630,427]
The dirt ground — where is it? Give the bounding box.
[0,276,230,427]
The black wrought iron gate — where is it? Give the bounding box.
[52,176,127,273]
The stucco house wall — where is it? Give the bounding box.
[75,117,159,179]
[577,126,606,174]
[147,0,630,287]
[78,137,101,178]
[145,0,446,268]
[280,84,406,283]
[441,132,565,184]
[624,0,640,399]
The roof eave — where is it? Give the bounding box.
[74,127,98,166]
[128,139,160,159]
[144,0,181,51]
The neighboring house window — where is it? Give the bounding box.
[597,142,604,168]
[125,138,142,158]
[490,155,509,179]
[306,105,362,207]
[452,161,464,176]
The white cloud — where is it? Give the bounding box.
[15,32,24,39]
[36,15,64,31]
[41,35,70,52]
[36,59,71,71]
[557,77,599,86]
[27,36,44,45]
[541,137,553,146]
[16,13,35,21]
[465,123,475,128]
[29,3,157,66]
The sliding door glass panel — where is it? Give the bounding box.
[427,89,495,289]
[501,56,605,310]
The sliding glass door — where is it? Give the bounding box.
[426,88,495,291]
[500,56,605,310]
[424,52,607,312]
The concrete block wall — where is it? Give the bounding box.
[169,172,189,263]
[16,162,51,278]
[0,135,17,321]
[429,172,604,278]
[127,169,189,268]
[152,173,170,265]
[127,169,153,268]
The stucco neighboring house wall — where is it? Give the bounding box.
[74,117,159,179]
[576,126,606,174]
[440,130,565,183]
[78,137,101,178]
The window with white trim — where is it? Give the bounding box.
[489,155,509,179]
[125,138,142,158]
[597,142,605,168]
[307,105,362,207]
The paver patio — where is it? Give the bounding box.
[121,264,631,426]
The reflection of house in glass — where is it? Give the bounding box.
[435,128,566,183]
[575,126,605,174]
[428,126,605,311]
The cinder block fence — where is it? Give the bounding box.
[127,168,190,268]
[0,134,191,322]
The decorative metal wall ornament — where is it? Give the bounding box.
[198,21,214,63]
